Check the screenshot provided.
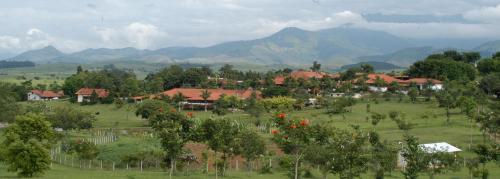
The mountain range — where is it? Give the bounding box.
[3,27,500,69]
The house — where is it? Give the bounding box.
[402,78,443,91]
[161,88,260,109]
[398,142,461,168]
[27,90,63,101]
[365,74,405,92]
[75,88,109,103]
[274,70,340,86]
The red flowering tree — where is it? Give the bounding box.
[271,113,313,179]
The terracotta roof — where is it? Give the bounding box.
[403,78,442,85]
[162,88,260,101]
[75,88,109,98]
[31,90,63,98]
[274,76,285,85]
[290,70,326,79]
[366,74,404,84]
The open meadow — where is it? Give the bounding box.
[1,98,498,178]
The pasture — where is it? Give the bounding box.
[1,99,498,178]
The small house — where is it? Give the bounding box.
[27,90,63,101]
[75,88,109,103]
[398,142,462,168]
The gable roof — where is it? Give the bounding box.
[366,73,404,84]
[290,70,326,79]
[162,88,259,101]
[75,88,109,97]
[31,90,63,98]
[403,78,442,85]
[419,142,462,153]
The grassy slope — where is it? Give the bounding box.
[2,99,499,178]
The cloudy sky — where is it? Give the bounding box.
[0,0,500,53]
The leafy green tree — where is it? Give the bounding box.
[401,135,428,179]
[197,118,240,178]
[46,106,96,130]
[424,151,461,179]
[310,61,321,72]
[66,140,99,160]
[200,89,211,111]
[172,92,186,111]
[135,100,169,119]
[407,55,476,81]
[477,57,500,75]
[245,91,264,118]
[361,64,375,73]
[471,144,498,179]
[371,112,387,128]
[479,73,500,99]
[271,113,313,179]
[328,127,369,179]
[0,83,20,123]
[149,109,194,179]
[408,87,418,103]
[368,131,397,179]
[237,129,266,172]
[2,114,54,177]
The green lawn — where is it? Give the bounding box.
[3,99,498,178]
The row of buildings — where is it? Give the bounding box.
[274,70,443,92]
[27,71,443,108]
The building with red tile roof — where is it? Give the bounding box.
[161,88,260,109]
[27,90,63,101]
[75,88,109,103]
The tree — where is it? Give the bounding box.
[408,87,418,103]
[328,127,369,179]
[46,106,97,130]
[0,83,20,123]
[237,129,266,172]
[424,151,461,179]
[471,144,497,179]
[172,92,186,111]
[361,64,374,73]
[371,112,387,128]
[200,89,211,111]
[65,140,99,160]
[310,61,321,72]
[135,100,169,119]
[245,91,264,118]
[1,114,54,177]
[477,58,500,75]
[407,56,476,81]
[77,65,83,74]
[272,113,314,179]
[401,135,428,179]
[149,109,194,179]
[479,73,500,99]
[368,131,397,179]
[197,118,240,178]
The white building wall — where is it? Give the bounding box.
[77,95,84,103]
[27,92,41,101]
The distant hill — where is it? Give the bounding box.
[5,46,65,63]
[3,27,414,66]
[354,47,439,67]
[3,27,497,68]
[340,61,402,71]
[473,40,500,57]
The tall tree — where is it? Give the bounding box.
[200,89,211,112]
[2,114,54,177]
[310,61,321,72]
[401,135,428,179]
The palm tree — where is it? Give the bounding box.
[173,92,186,111]
[200,89,211,111]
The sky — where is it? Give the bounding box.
[0,0,500,53]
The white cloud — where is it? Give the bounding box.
[24,28,55,49]
[0,36,21,49]
[125,22,164,49]
[94,22,166,49]
[464,4,500,23]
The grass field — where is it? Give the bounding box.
[1,99,498,178]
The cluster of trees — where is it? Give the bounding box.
[0,60,35,69]
[135,100,267,179]
[63,65,141,100]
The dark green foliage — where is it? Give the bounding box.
[479,73,500,98]
[135,100,169,119]
[0,83,21,123]
[310,61,321,72]
[237,130,266,172]
[0,60,35,69]
[262,86,290,97]
[1,114,54,177]
[407,53,476,81]
[65,140,99,160]
[326,97,356,115]
[46,106,96,130]
[401,135,428,179]
[408,87,418,103]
